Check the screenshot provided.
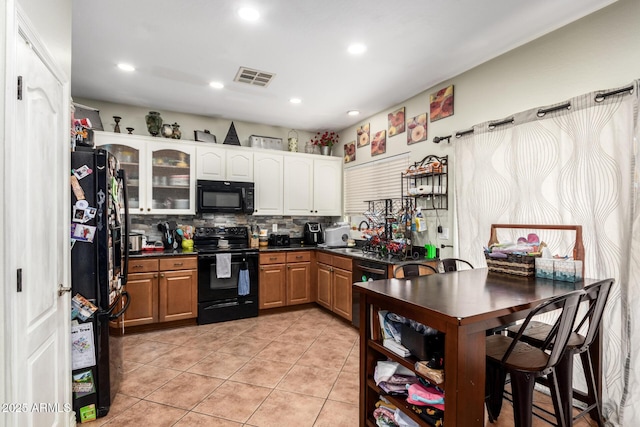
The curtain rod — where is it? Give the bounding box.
[595,85,634,102]
[488,117,514,130]
[537,102,571,117]
[455,128,474,138]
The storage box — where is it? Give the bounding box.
[553,260,583,282]
[400,323,444,361]
[485,253,539,277]
[249,135,283,150]
[535,258,555,279]
[194,130,216,143]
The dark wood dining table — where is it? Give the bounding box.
[355,268,602,426]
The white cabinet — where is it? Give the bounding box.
[313,158,342,216]
[283,157,314,215]
[96,132,196,214]
[254,152,284,215]
[196,145,225,180]
[196,145,253,182]
[226,150,253,182]
[283,156,342,216]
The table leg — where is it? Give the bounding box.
[445,323,486,426]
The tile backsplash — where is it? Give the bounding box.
[131,213,341,242]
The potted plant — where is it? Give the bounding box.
[311,131,339,156]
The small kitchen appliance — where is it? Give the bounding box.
[268,233,291,247]
[303,222,323,246]
[324,224,351,247]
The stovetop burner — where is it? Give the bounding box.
[193,226,255,254]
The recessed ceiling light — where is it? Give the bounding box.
[238,7,260,21]
[347,110,360,116]
[209,81,224,89]
[289,98,302,104]
[117,63,135,72]
[347,43,367,55]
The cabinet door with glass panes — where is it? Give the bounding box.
[95,134,147,214]
[146,141,196,214]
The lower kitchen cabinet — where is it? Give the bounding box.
[316,252,353,321]
[124,256,197,327]
[259,251,312,309]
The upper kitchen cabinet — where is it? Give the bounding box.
[283,157,313,215]
[196,145,253,182]
[253,152,284,215]
[283,156,342,216]
[95,132,196,214]
[312,158,342,216]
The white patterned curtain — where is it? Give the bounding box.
[454,81,639,426]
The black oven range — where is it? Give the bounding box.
[194,226,259,324]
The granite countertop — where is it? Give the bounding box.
[130,249,197,258]
[258,244,429,265]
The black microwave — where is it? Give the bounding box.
[197,180,254,214]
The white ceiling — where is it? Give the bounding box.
[71,0,616,132]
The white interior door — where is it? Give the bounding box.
[4,31,70,426]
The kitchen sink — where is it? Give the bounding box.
[329,247,365,255]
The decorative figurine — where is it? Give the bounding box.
[171,123,182,139]
[145,111,163,137]
[113,116,121,133]
[126,127,134,134]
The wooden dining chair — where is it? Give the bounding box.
[505,278,614,427]
[393,262,438,278]
[439,258,474,272]
[485,289,584,427]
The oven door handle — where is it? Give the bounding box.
[357,265,387,276]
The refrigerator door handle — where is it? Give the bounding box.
[109,291,130,320]
[118,168,130,286]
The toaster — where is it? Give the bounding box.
[324,224,350,247]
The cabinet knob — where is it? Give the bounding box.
[287,265,291,269]
[160,273,165,278]
[153,274,158,278]
[139,208,144,212]
[147,208,151,212]
[260,266,264,271]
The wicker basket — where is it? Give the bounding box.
[485,253,540,277]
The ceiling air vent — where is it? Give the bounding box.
[234,67,275,87]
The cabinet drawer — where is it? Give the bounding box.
[128,258,159,273]
[159,257,197,271]
[260,252,287,265]
[287,251,311,263]
[332,255,352,271]
[317,252,333,265]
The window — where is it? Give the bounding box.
[343,153,410,215]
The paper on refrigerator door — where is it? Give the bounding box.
[71,322,96,370]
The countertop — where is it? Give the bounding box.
[131,244,435,266]
[130,249,197,258]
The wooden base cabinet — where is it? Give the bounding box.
[316,252,352,321]
[124,256,197,327]
[259,251,312,309]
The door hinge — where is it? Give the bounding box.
[17,268,22,292]
[17,76,23,100]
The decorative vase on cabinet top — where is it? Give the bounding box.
[161,123,173,138]
[320,145,332,156]
[146,111,163,137]
[171,123,182,140]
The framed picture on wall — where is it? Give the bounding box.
[357,123,370,147]
[371,130,386,156]
[430,85,454,121]
[407,113,428,144]
[344,141,356,163]
[388,107,405,136]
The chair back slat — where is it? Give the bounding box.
[576,279,614,354]
[502,290,584,371]
[393,263,438,278]
[440,258,474,272]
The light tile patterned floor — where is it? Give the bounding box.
[84,305,600,426]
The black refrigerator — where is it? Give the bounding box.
[70,147,130,422]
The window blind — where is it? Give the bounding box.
[343,153,410,214]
